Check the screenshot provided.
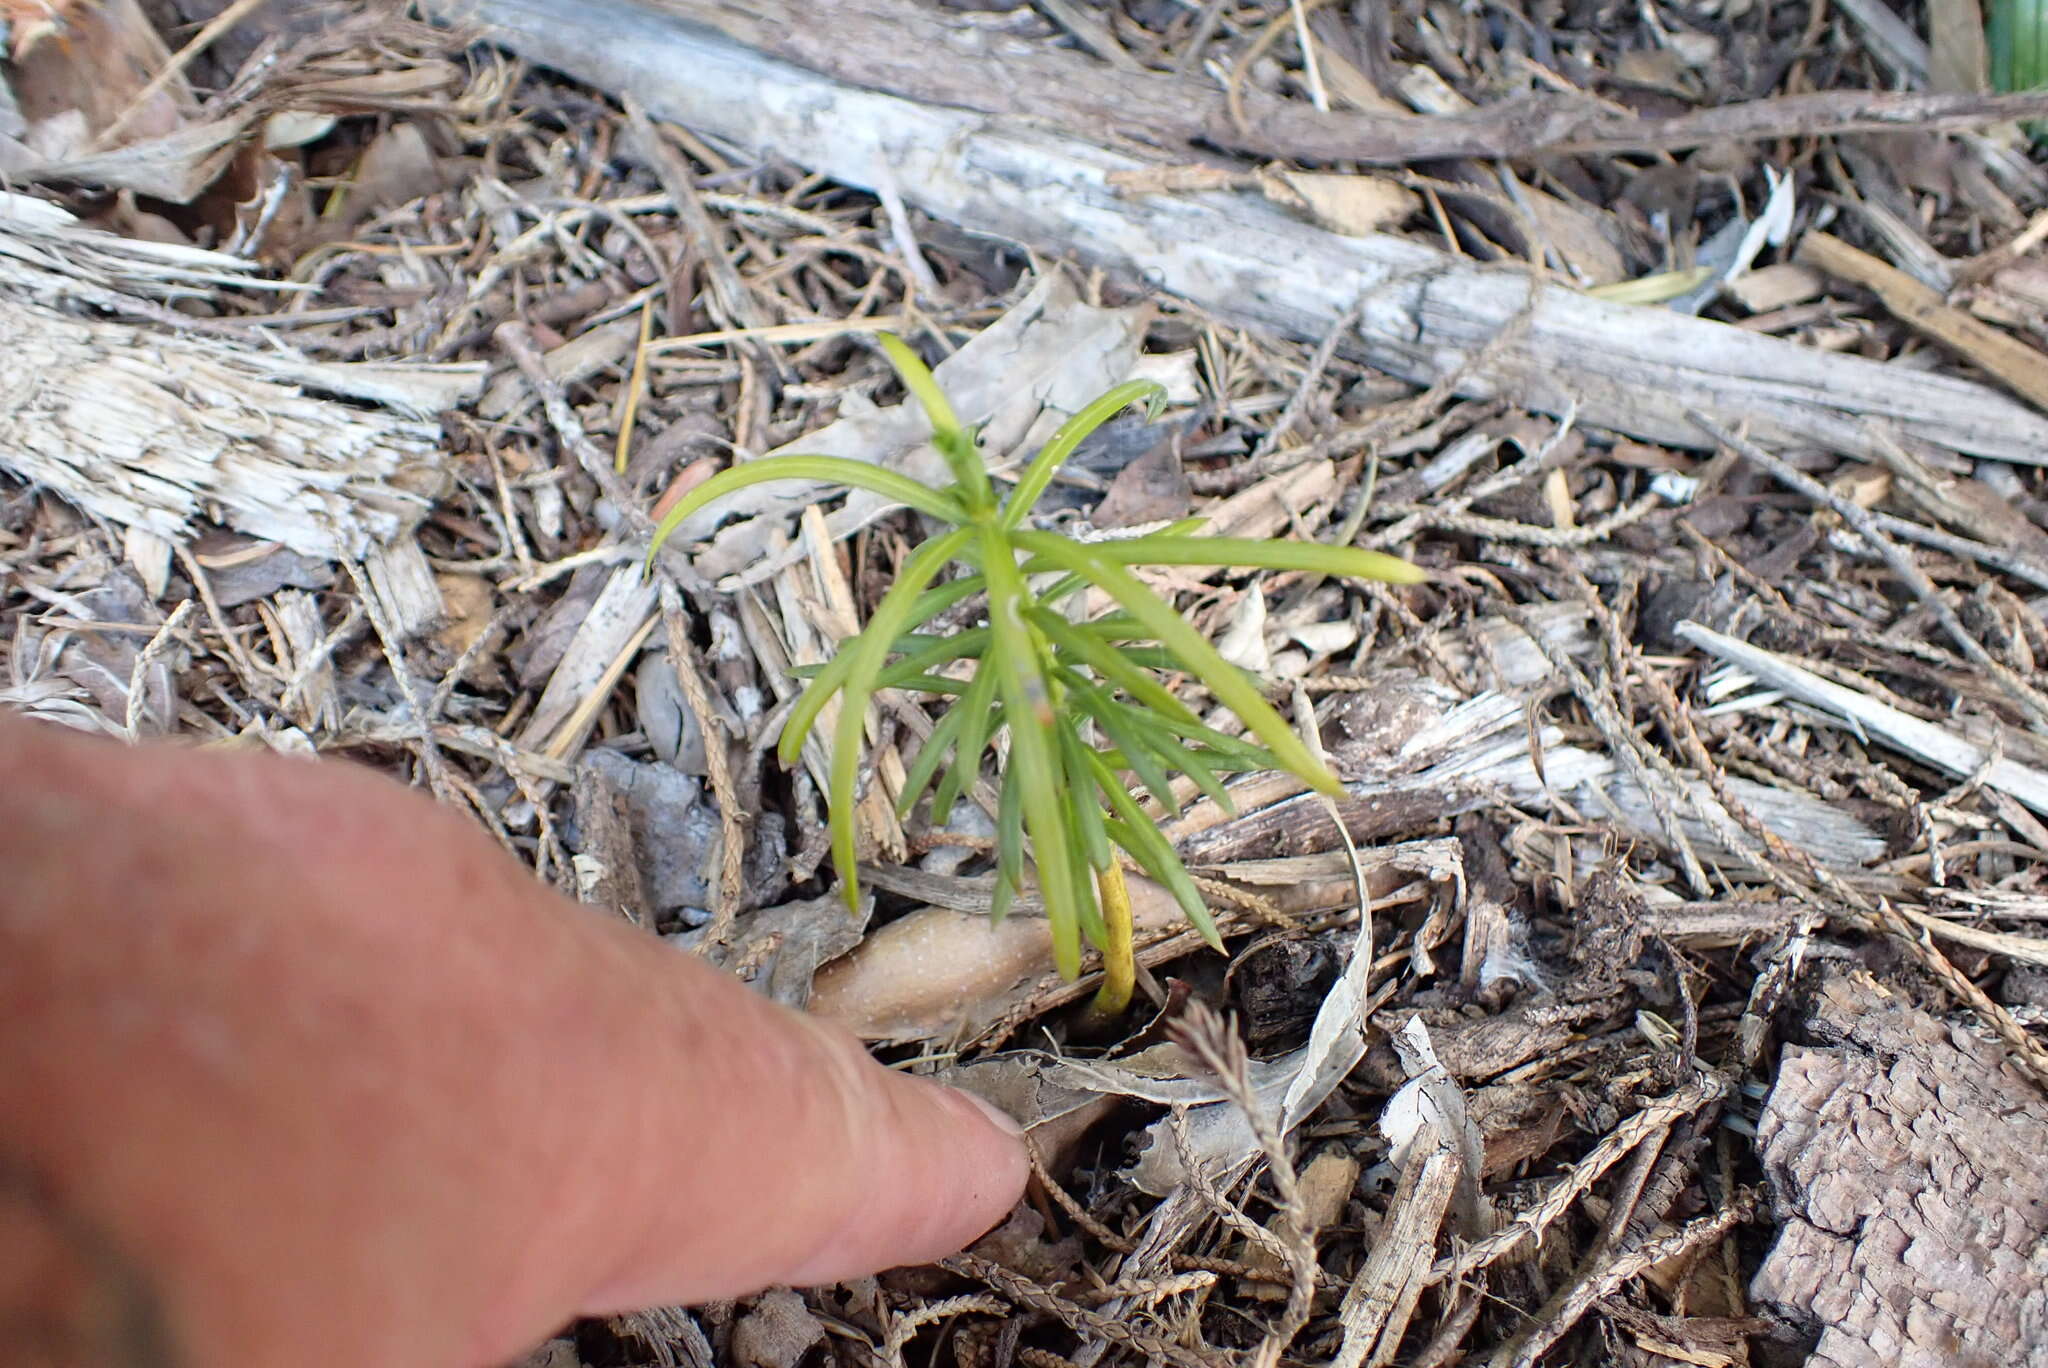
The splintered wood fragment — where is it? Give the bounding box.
[424,0,2048,463]
[1892,902,2048,967]
[0,290,459,560]
[360,538,446,643]
[1800,231,2048,413]
[516,565,659,758]
[1333,1136,1460,1368]
[1677,620,2048,816]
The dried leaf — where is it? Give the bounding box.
[1268,170,1419,237]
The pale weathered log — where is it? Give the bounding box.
[483,0,2048,167]
[427,0,2048,463]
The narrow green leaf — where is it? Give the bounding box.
[1082,749,1223,952]
[877,333,993,508]
[1115,699,1274,768]
[1012,530,1343,795]
[872,627,991,690]
[932,665,1000,824]
[870,673,970,696]
[1103,816,1222,953]
[1030,607,1202,728]
[1070,816,1108,950]
[644,455,968,571]
[1990,0,2048,98]
[877,333,966,441]
[1167,735,1234,813]
[778,577,984,768]
[1021,518,1211,583]
[1056,722,1113,871]
[896,702,972,818]
[1000,381,1167,531]
[827,527,977,911]
[1055,667,1182,818]
[979,525,1083,978]
[991,759,1025,925]
[1079,535,1427,584]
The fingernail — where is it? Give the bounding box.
[956,1088,1026,1138]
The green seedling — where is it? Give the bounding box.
[646,335,1424,1013]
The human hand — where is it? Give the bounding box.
[0,713,1026,1367]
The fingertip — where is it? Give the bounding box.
[774,1068,1029,1290]
[954,1085,1028,1140]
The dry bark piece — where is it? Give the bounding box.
[570,758,655,929]
[577,747,719,919]
[1092,434,1192,528]
[1752,966,2048,1366]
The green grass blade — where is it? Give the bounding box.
[896,701,972,818]
[1082,749,1223,952]
[1055,667,1183,818]
[1000,381,1166,531]
[778,580,984,768]
[979,525,1084,978]
[827,527,977,910]
[932,665,1001,824]
[877,334,993,508]
[1079,535,1426,584]
[644,455,969,570]
[1012,531,1342,795]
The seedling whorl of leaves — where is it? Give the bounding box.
[646,335,1425,1009]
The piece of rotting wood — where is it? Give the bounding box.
[0,200,483,636]
[1333,1135,1460,1368]
[0,291,458,563]
[1800,231,2048,413]
[425,0,2048,464]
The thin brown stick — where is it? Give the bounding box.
[659,581,749,941]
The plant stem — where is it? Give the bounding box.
[1088,858,1137,1017]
